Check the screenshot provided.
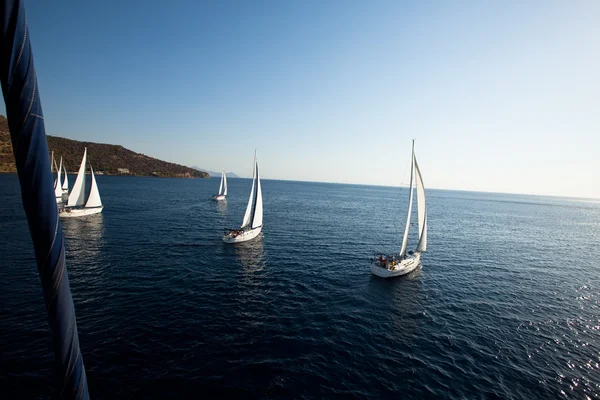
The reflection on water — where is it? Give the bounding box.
[368,264,424,335]
[216,199,228,216]
[233,235,266,275]
[61,213,105,265]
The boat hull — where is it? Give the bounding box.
[223,226,262,243]
[59,206,103,218]
[212,195,226,201]
[371,252,421,278]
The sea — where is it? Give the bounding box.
[0,174,599,399]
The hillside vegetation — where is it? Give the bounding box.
[0,116,208,178]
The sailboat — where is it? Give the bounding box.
[223,151,262,243]
[54,156,63,203]
[61,162,69,194]
[371,140,427,278]
[212,170,228,200]
[59,147,103,218]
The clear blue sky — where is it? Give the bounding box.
[2,0,598,198]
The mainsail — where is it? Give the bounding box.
[414,155,427,252]
[218,172,224,195]
[251,161,263,228]
[54,157,63,198]
[85,167,102,208]
[67,148,87,206]
[223,172,228,196]
[399,141,415,256]
[241,153,257,228]
[62,163,69,190]
[53,158,58,189]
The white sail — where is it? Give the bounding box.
[62,163,69,190]
[218,171,224,195]
[53,158,59,190]
[85,166,102,208]
[241,152,257,228]
[67,148,87,207]
[54,157,63,198]
[251,160,263,228]
[414,155,427,253]
[399,141,415,256]
[223,172,228,196]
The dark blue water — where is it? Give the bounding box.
[1,174,599,399]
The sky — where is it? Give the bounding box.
[1,0,599,198]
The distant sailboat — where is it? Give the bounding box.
[371,140,427,278]
[61,162,69,194]
[223,151,262,243]
[54,156,63,203]
[59,148,103,217]
[212,170,228,200]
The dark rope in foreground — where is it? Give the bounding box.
[0,1,89,398]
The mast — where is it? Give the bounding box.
[400,140,415,256]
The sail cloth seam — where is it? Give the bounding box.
[46,244,66,312]
[9,15,26,87]
[21,72,36,131]
[40,211,60,275]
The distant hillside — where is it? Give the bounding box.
[0,116,15,172]
[0,116,208,178]
[191,166,240,178]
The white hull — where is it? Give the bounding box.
[59,206,103,218]
[212,195,226,201]
[371,253,421,278]
[223,226,262,243]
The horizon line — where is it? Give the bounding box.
[219,175,600,202]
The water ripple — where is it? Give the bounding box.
[0,176,599,398]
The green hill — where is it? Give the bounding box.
[0,116,208,178]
